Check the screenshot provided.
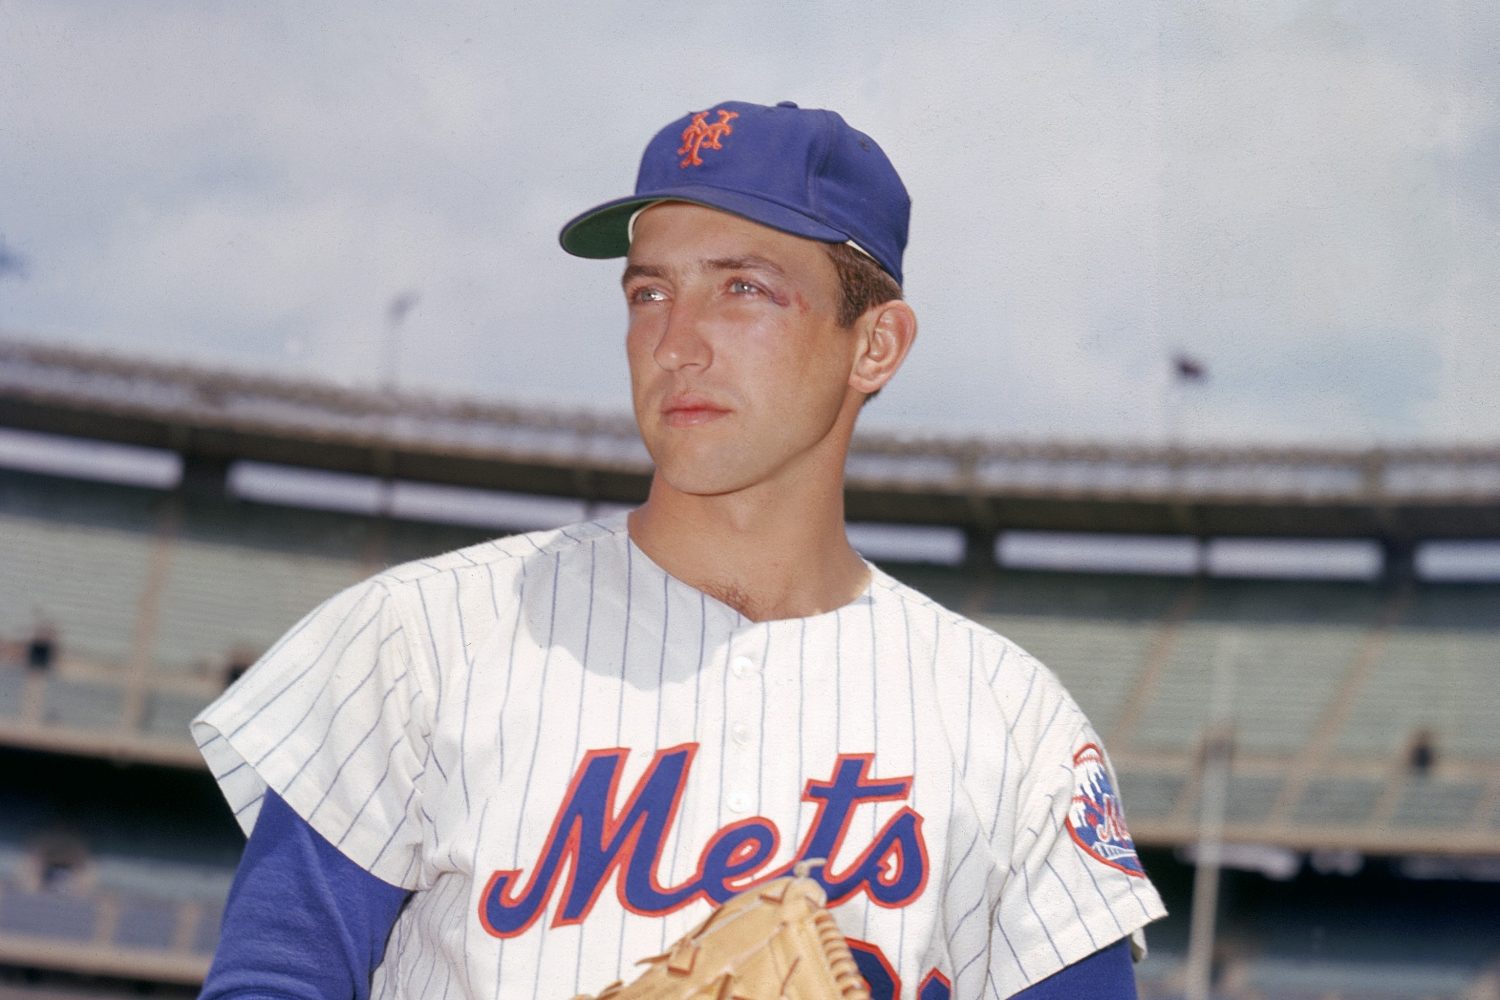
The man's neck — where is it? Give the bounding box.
[627,482,869,623]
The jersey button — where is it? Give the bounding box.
[731,722,752,745]
[730,655,757,678]
[728,792,751,814]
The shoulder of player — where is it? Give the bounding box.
[369,515,628,592]
[867,565,1079,705]
[866,565,1034,658]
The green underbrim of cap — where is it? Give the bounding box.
[558,198,659,259]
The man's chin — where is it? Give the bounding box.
[649,464,761,500]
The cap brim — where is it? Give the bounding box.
[559,184,850,259]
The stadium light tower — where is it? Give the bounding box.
[382,290,421,395]
[376,290,420,518]
[1164,351,1208,446]
[1184,630,1239,1000]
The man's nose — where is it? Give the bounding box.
[653,296,713,371]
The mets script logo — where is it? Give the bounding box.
[678,109,739,167]
[477,745,928,939]
[1065,743,1146,877]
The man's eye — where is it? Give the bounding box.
[728,279,762,296]
[630,287,666,303]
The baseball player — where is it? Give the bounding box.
[194,100,1165,1000]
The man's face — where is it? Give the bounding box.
[622,202,861,499]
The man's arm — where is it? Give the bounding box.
[200,791,411,1000]
[1011,938,1136,1000]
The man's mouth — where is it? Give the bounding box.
[662,393,730,427]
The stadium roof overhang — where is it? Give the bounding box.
[3,337,1499,542]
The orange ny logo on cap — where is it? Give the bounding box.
[677,109,739,168]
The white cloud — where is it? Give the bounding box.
[1,0,1495,444]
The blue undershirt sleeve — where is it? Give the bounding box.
[199,790,412,1000]
[1011,937,1138,1000]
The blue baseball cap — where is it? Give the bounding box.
[559,100,911,285]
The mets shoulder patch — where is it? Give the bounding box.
[1064,743,1146,877]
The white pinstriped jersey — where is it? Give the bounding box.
[194,514,1164,999]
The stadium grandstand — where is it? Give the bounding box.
[1,336,1498,1000]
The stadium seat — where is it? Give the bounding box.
[1114,769,1186,820]
[153,519,368,675]
[1221,773,1285,825]
[1244,957,1477,1000]
[0,511,149,667]
[0,663,26,719]
[1289,776,1383,827]
[141,688,217,742]
[1136,619,1370,756]
[111,892,183,950]
[0,880,100,941]
[1389,777,1484,831]
[42,676,125,730]
[1337,629,1500,760]
[192,902,225,954]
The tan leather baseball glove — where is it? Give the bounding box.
[573,868,870,1000]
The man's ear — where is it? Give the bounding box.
[849,301,917,395]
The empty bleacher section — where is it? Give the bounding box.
[0,669,25,723]
[1129,581,1386,757]
[153,506,373,675]
[0,474,161,669]
[1336,590,1500,762]
[1123,850,1500,999]
[1108,769,1189,824]
[960,570,1192,740]
[39,679,125,734]
[0,749,239,983]
[0,467,501,769]
[1287,775,1384,827]
[875,566,1500,862]
[0,885,98,944]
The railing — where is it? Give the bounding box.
[0,656,212,769]
[4,336,1500,506]
[0,878,215,984]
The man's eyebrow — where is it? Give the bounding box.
[622,256,789,287]
[621,263,666,286]
[704,255,788,277]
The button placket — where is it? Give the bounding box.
[723,645,763,816]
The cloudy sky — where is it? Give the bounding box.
[2,1,1496,446]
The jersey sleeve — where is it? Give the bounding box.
[200,790,411,1000]
[987,656,1166,995]
[192,577,435,890]
[1011,938,1137,1000]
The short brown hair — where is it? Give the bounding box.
[824,242,903,328]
